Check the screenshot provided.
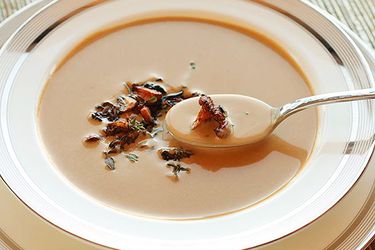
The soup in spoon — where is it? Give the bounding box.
[166,94,274,147]
[38,18,317,219]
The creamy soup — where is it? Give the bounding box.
[38,19,317,219]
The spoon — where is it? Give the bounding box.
[165,88,375,147]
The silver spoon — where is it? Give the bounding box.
[165,88,375,147]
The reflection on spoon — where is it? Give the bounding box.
[166,89,375,147]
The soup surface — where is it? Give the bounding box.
[38,19,317,219]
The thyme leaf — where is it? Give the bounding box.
[124,153,139,163]
[166,162,190,177]
[137,140,156,150]
[104,157,115,170]
[123,81,132,94]
[190,61,197,70]
[128,117,145,132]
[148,127,163,138]
[147,96,158,104]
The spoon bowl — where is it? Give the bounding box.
[165,94,276,147]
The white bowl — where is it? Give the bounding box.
[0,0,374,249]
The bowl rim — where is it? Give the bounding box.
[0,0,374,249]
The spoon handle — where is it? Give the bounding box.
[275,88,375,124]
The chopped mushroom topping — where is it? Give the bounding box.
[140,106,153,123]
[158,147,193,161]
[132,85,163,102]
[84,134,101,143]
[192,94,232,138]
[104,121,129,136]
[85,77,196,172]
[117,96,137,112]
[91,101,122,122]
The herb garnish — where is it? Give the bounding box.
[166,162,191,177]
[147,96,158,104]
[137,140,155,150]
[147,127,163,138]
[190,61,197,70]
[104,157,115,170]
[128,117,146,132]
[124,153,139,163]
